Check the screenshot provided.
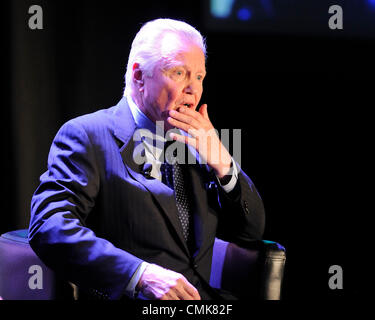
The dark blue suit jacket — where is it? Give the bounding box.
[28,97,265,299]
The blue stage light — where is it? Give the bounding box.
[368,0,375,8]
[237,7,252,21]
[210,0,235,18]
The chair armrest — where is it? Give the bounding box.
[258,240,286,300]
[210,238,286,300]
[0,229,74,300]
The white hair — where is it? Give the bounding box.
[123,18,207,96]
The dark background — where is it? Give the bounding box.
[3,0,372,300]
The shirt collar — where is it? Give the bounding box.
[126,93,199,165]
[126,94,166,165]
[126,94,157,134]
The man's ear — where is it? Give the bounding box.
[132,63,144,91]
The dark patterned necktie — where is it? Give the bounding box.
[161,161,193,243]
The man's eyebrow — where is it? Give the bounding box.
[171,64,206,74]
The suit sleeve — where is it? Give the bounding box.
[28,120,143,300]
[214,161,266,242]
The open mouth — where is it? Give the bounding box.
[181,103,193,108]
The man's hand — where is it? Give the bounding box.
[137,264,201,300]
[167,104,232,178]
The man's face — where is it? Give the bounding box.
[140,40,206,131]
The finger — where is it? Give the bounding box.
[169,110,200,129]
[161,290,180,300]
[199,104,209,120]
[173,278,198,300]
[169,132,197,149]
[167,116,192,133]
[168,118,203,139]
[183,282,201,300]
[175,287,194,300]
[178,105,202,121]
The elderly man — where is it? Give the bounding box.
[28,18,265,300]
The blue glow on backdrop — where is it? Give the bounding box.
[210,0,235,18]
[206,0,375,37]
[368,0,375,9]
[237,7,252,21]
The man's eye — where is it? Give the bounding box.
[197,75,203,81]
[176,70,183,76]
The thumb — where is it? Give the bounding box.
[199,104,209,119]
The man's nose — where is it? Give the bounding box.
[183,82,198,94]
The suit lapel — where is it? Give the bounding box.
[111,97,190,255]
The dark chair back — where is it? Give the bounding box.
[210,238,286,300]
